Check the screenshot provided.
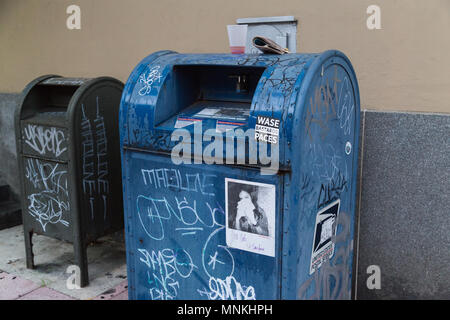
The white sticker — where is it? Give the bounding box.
[215,120,245,133]
[309,199,340,275]
[254,116,280,144]
[194,107,249,121]
[174,117,202,128]
[345,141,352,155]
[225,178,276,257]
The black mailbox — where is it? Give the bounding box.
[15,75,124,287]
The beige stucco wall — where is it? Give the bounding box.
[0,0,449,113]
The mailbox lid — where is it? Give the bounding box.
[119,52,319,168]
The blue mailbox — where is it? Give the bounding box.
[119,50,360,300]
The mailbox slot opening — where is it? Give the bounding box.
[155,65,266,126]
[20,84,79,121]
[31,84,78,112]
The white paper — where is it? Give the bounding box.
[225,178,276,257]
[194,107,249,121]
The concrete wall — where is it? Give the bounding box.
[0,94,20,197]
[0,0,449,113]
[355,110,450,299]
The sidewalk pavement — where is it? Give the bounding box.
[0,270,128,300]
[0,225,129,300]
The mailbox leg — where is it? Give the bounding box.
[74,241,89,287]
[24,230,35,269]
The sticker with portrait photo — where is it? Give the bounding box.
[225,178,276,257]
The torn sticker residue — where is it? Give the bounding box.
[215,120,246,133]
[194,107,250,122]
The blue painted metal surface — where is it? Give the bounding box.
[120,51,360,300]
